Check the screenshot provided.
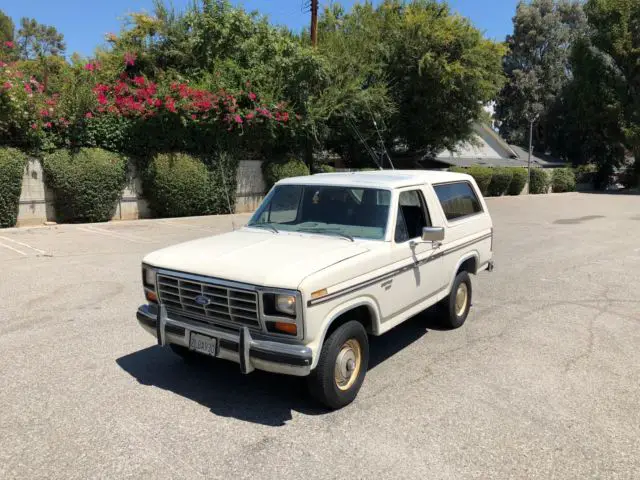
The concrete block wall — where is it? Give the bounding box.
[15,159,266,226]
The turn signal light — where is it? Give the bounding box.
[145,290,158,302]
[311,288,328,300]
[274,322,297,335]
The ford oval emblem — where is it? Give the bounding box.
[195,295,210,306]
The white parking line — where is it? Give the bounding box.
[159,219,217,232]
[0,241,28,256]
[77,226,154,244]
[0,236,46,255]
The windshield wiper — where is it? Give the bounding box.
[299,228,354,242]
[248,223,279,234]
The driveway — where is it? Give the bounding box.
[0,192,639,479]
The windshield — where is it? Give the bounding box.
[248,184,392,240]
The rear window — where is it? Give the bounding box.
[433,182,482,221]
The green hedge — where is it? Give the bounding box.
[574,164,597,185]
[0,148,27,228]
[551,168,576,193]
[263,158,310,189]
[315,164,336,173]
[143,152,238,218]
[507,168,527,195]
[43,148,126,223]
[487,168,514,197]
[529,168,550,194]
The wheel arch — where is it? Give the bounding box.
[311,297,381,369]
[447,251,480,291]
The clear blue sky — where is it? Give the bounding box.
[3,0,518,58]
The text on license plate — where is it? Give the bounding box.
[189,333,217,357]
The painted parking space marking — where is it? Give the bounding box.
[0,241,28,256]
[77,226,155,244]
[0,236,47,255]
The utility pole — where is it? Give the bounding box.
[310,0,318,48]
[527,119,533,194]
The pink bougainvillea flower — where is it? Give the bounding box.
[245,112,255,120]
[97,94,108,105]
[45,122,52,128]
[234,114,243,124]
[191,114,197,120]
[84,63,95,72]
[153,98,162,108]
[164,97,177,113]
[124,52,137,66]
[31,123,38,130]
[3,41,14,49]
[133,76,145,86]
[40,109,50,117]
[281,112,289,122]
[85,112,93,119]
[0,61,7,68]
[24,83,33,93]
[2,81,11,90]
[248,92,257,101]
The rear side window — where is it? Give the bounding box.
[433,182,482,221]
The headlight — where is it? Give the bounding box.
[275,294,296,316]
[142,266,156,289]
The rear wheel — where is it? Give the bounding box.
[440,271,472,329]
[307,321,369,410]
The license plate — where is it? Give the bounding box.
[189,333,217,357]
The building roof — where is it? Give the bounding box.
[277,170,472,189]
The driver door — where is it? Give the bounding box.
[380,188,444,322]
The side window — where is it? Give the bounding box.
[433,182,482,221]
[394,190,431,243]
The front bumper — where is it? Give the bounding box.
[136,304,312,376]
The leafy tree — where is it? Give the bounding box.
[495,0,586,150]
[0,10,14,43]
[582,0,640,183]
[17,18,66,91]
[317,0,505,164]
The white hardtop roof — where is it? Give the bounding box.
[277,169,471,189]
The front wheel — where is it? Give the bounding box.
[440,271,472,329]
[307,321,369,410]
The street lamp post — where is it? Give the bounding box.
[528,118,533,194]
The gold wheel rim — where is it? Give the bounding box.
[455,283,468,317]
[334,339,362,391]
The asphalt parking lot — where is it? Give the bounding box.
[1,192,639,479]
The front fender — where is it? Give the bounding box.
[308,296,382,369]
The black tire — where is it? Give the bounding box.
[441,271,472,329]
[307,321,369,410]
[169,344,200,363]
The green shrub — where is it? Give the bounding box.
[43,148,126,223]
[507,168,527,195]
[529,168,550,194]
[450,166,492,195]
[574,164,597,184]
[0,148,27,228]
[487,167,514,197]
[315,164,336,173]
[144,152,237,218]
[263,158,310,189]
[552,168,576,193]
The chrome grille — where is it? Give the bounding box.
[157,274,260,329]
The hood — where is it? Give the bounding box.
[143,228,370,290]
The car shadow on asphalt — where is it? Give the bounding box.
[116,308,444,427]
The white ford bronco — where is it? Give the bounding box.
[137,170,494,409]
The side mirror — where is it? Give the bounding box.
[421,226,445,242]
